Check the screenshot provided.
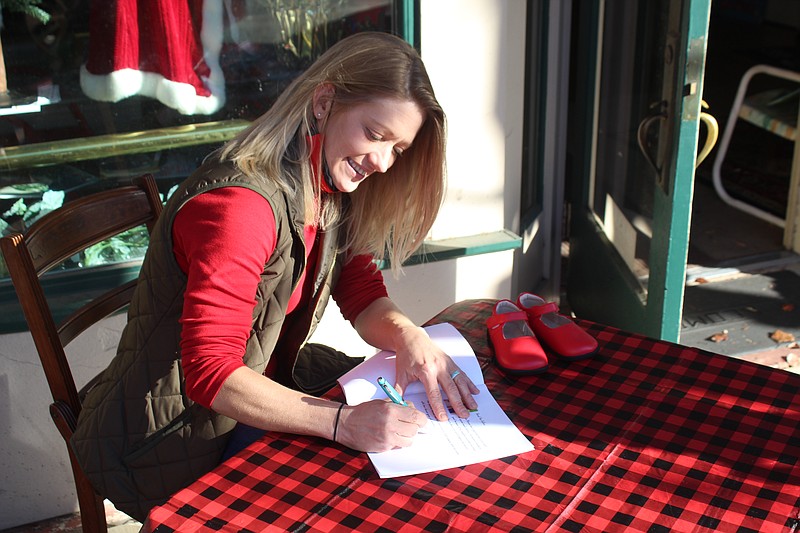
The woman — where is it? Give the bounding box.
[71,32,479,521]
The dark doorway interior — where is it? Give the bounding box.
[690,0,799,270]
[683,0,800,356]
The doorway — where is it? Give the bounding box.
[674,0,800,356]
[563,0,710,342]
[558,0,800,354]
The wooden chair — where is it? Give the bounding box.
[0,175,162,533]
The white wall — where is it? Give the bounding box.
[0,315,127,529]
[312,0,527,354]
[425,0,526,242]
[0,2,528,528]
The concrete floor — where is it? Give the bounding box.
[0,500,140,533]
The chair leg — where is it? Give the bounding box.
[50,402,108,531]
[68,450,108,533]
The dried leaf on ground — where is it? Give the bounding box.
[708,330,728,343]
[770,329,795,344]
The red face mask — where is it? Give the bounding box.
[307,133,339,194]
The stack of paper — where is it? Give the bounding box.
[337,323,535,478]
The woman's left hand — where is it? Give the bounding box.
[393,326,480,421]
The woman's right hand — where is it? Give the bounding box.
[334,400,428,452]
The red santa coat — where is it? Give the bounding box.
[80,0,225,115]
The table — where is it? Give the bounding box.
[143,299,800,532]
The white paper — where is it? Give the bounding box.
[337,323,535,478]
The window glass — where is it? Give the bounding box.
[520,0,546,227]
[0,0,397,278]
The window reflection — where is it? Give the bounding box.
[0,0,396,277]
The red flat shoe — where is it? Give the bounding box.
[516,293,598,360]
[487,300,549,375]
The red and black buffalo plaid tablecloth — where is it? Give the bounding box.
[143,299,800,532]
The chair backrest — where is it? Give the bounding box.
[2,174,162,417]
[0,174,162,531]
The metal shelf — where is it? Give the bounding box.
[0,119,250,171]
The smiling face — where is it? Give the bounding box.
[314,87,424,193]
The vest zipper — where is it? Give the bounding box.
[122,408,194,465]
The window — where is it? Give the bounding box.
[0,0,413,331]
[520,0,546,228]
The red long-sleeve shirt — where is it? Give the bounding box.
[172,186,388,407]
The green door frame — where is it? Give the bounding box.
[654,0,712,340]
[397,0,420,49]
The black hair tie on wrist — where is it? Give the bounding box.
[333,402,345,443]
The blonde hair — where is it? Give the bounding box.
[219,32,446,275]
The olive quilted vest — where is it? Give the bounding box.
[70,157,344,520]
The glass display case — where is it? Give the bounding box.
[0,0,411,330]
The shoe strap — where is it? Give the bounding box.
[525,301,559,318]
[487,310,529,329]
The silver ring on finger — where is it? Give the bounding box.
[450,369,461,380]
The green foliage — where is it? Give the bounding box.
[1,0,51,24]
[2,189,64,227]
[1,187,156,275]
[83,227,150,268]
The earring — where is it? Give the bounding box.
[316,112,322,118]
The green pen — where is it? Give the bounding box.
[377,376,408,406]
